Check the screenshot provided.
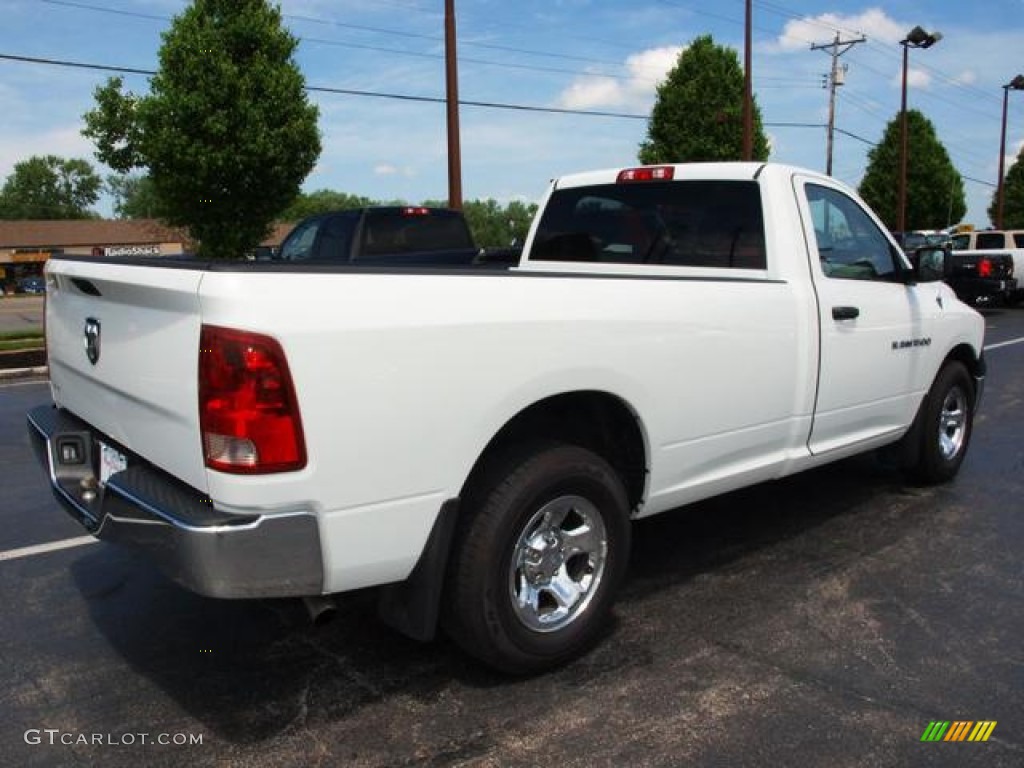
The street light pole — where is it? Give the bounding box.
[898,41,909,232]
[897,26,941,233]
[995,74,1024,228]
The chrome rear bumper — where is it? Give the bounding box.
[27,405,324,599]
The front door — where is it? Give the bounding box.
[794,177,943,455]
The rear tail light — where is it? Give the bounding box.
[978,257,993,278]
[199,325,306,474]
[401,206,431,216]
[617,166,675,183]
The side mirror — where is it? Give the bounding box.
[911,245,948,283]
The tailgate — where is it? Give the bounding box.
[951,252,1015,279]
[45,257,208,492]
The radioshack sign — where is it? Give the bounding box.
[102,245,162,257]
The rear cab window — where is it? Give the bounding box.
[359,210,474,257]
[529,180,767,271]
[976,232,1006,250]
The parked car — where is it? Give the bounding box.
[277,206,480,265]
[29,162,985,673]
[910,245,1016,307]
[892,231,950,251]
[276,206,521,266]
[16,276,45,294]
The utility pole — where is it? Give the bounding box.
[811,32,866,176]
[444,0,462,210]
[742,0,753,160]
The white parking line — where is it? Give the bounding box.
[984,336,1024,352]
[0,536,98,562]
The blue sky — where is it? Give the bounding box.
[1,0,1022,226]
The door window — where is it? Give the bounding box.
[805,184,900,281]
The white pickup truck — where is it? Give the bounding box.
[29,163,985,673]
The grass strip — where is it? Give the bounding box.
[0,330,44,342]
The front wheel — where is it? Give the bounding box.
[904,361,976,484]
[443,443,631,674]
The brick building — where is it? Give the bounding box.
[0,219,189,291]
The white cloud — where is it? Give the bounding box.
[775,8,905,51]
[373,163,416,178]
[905,69,932,89]
[953,71,977,87]
[556,45,682,111]
[0,125,98,179]
[1006,140,1024,169]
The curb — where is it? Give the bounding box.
[0,366,48,381]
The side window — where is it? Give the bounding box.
[278,218,321,261]
[316,214,356,261]
[975,233,1005,250]
[805,184,899,281]
[531,180,766,270]
[1013,233,1024,248]
[950,234,970,250]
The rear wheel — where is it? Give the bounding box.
[904,361,975,484]
[444,443,631,674]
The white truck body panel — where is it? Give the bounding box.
[38,163,985,596]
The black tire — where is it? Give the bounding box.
[903,361,975,484]
[443,442,631,674]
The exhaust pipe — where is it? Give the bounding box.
[302,595,338,626]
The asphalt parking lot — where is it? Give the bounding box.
[1,309,1022,768]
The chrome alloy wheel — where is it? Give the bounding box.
[508,495,608,633]
[938,384,968,461]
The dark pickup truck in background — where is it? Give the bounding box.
[270,206,520,266]
[913,245,1016,307]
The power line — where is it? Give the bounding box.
[0,52,153,77]
[743,0,1006,108]
[39,0,165,22]
[831,127,997,188]
[38,0,633,71]
[299,37,628,81]
[0,52,821,118]
[0,52,649,119]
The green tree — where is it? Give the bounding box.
[639,35,769,164]
[83,0,320,258]
[107,174,169,219]
[0,155,101,219]
[989,146,1024,228]
[858,110,965,231]
[460,199,537,247]
[280,189,376,220]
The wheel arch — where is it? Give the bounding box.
[460,390,649,515]
[942,342,985,382]
[377,389,648,645]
